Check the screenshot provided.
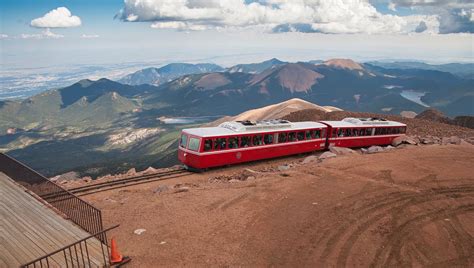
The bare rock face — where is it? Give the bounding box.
[51,171,81,183]
[302,155,319,164]
[442,136,462,145]
[329,146,357,155]
[319,152,337,160]
[278,165,291,171]
[126,168,137,176]
[143,167,157,174]
[362,146,385,154]
[392,135,419,147]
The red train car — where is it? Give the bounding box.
[178,117,407,170]
[321,118,406,148]
[178,120,328,170]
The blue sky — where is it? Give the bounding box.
[1,0,473,70]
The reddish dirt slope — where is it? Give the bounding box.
[84,144,474,267]
[323,58,364,70]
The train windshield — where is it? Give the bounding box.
[188,137,200,151]
[180,134,188,148]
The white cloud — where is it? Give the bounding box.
[117,0,441,34]
[389,0,474,33]
[20,29,64,39]
[0,34,8,39]
[81,34,100,38]
[388,2,397,11]
[31,7,81,28]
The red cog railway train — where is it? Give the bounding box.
[178,118,406,170]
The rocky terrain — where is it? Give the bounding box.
[415,108,474,129]
[75,140,474,267]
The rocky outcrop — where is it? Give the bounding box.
[329,146,357,155]
[319,152,337,160]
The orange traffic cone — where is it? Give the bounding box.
[110,238,123,264]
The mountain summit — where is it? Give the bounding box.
[322,59,364,70]
[227,58,286,74]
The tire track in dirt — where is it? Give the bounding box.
[312,185,474,267]
[371,204,474,267]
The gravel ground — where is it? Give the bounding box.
[82,144,474,267]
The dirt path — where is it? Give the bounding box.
[84,144,474,267]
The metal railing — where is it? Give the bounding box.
[22,225,119,268]
[0,153,107,243]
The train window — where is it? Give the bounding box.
[203,139,212,151]
[228,137,239,149]
[345,128,352,137]
[338,129,344,137]
[297,131,305,141]
[264,134,274,145]
[305,130,312,140]
[240,136,251,147]
[359,128,365,136]
[180,134,188,148]
[214,138,226,150]
[278,132,287,143]
[374,128,380,135]
[332,129,337,138]
[188,138,200,152]
[321,129,326,138]
[354,129,360,136]
[289,132,297,142]
[253,135,263,146]
[366,128,373,136]
[311,130,319,139]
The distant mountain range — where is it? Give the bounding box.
[366,61,474,79]
[1,57,473,177]
[227,58,287,73]
[119,63,224,86]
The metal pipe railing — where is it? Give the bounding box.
[22,225,119,268]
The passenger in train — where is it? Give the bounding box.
[240,136,251,147]
[338,129,344,137]
[264,134,274,144]
[253,135,263,146]
[289,132,297,141]
[204,139,212,151]
[228,137,239,149]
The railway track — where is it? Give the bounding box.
[44,168,190,198]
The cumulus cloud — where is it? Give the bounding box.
[81,34,100,38]
[0,34,8,39]
[389,0,473,33]
[31,7,81,28]
[117,0,442,34]
[21,29,64,39]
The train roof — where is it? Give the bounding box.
[183,120,327,137]
[320,117,406,128]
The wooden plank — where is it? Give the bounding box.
[0,173,108,267]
